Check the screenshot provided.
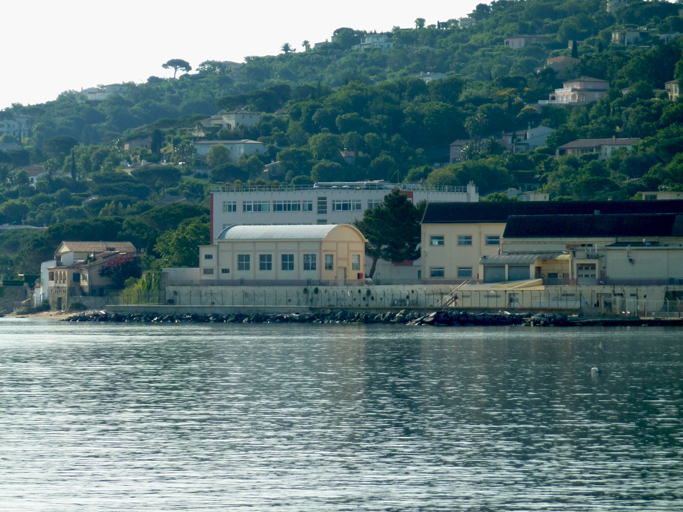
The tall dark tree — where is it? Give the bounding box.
[571,40,579,59]
[354,190,423,278]
[162,59,192,78]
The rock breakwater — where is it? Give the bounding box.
[65,310,581,327]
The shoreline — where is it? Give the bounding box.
[62,310,683,327]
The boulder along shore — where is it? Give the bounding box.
[63,310,683,327]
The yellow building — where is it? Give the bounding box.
[199,224,367,285]
[421,201,683,284]
[493,213,683,285]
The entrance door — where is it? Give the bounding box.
[57,297,63,310]
[337,267,346,283]
[577,264,597,285]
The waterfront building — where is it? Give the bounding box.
[194,224,366,285]
[480,213,683,286]
[210,181,478,282]
[421,200,683,283]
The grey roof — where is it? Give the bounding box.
[558,138,640,150]
[503,214,683,238]
[421,200,683,224]
[216,224,360,241]
[480,253,562,266]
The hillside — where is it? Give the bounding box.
[2,0,683,276]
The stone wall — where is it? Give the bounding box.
[0,285,30,313]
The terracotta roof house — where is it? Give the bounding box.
[555,137,641,159]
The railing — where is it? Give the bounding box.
[211,184,472,194]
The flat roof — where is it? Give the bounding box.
[422,200,683,224]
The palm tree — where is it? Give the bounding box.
[281,43,293,54]
[302,40,311,51]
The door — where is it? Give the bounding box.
[508,266,530,281]
[577,264,597,285]
[484,266,505,283]
[337,267,346,283]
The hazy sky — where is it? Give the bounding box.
[2,0,486,110]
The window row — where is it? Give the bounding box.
[223,199,383,213]
[429,267,473,278]
[203,253,362,273]
[430,235,500,246]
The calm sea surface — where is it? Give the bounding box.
[0,320,681,511]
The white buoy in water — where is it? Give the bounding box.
[591,367,602,377]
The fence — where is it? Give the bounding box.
[114,286,592,311]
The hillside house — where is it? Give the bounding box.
[555,137,641,159]
[541,77,609,106]
[124,137,152,152]
[199,112,261,131]
[504,35,550,49]
[0,116,30,139]
[352,35,394,51]
[193,140,266,162]
[665,80,680,100]
[80,84,129,102]
[611,30,643,45]
[540,56,579,77]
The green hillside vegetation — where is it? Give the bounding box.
[3,0,683,276]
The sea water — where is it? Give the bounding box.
[0,320,681,511]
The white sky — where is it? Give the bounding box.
[2,0,486,110]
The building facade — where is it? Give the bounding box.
[420,200,683,284]
[210,182,479,242]
[193,140,267,161]
[0,116,30,139]
[541,77,609,106]
[352,35,395,51]
[555,137,641,159]
[199,112,261,131]
[197,224,366,285]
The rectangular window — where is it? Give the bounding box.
[83,274,88,282]
[72,272,80,282]
[351,254,361,271]
[281,254,294,271]
[203,268,214,275]
[458,236,472,246]
[238,254,250,271]
[332,200,362,211]
[303,201,313,211]
[49,272,54,281]
[486,235,500,245]
[273,200,301,212]
[259,254,272,271]
[430,268,445,278]
[243,201,270,212]
[221,268,230,274]
[223,201,237,212]
[303,254,317,271]
[204,254,213,260]
[458,267,473,278]
[325,254,334,270]
[430,236,445,246]
[317,197,327,215]
[367,199,382,210]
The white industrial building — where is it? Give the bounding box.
[210,181,479,282]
